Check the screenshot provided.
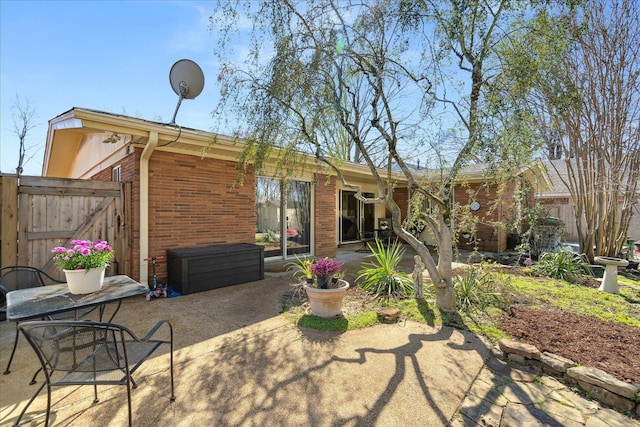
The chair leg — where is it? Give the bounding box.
[45,383,52,427]
[93,384,99,404]
[126,379,133,427]
[170,340,175,402]
[13,380,46,427]
[4,324,20,375]
[29,367,43,385]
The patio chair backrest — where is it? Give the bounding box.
[0,265,62,293]
[20,321,165,383]
[0,266,64,318]
[17,319,175,427]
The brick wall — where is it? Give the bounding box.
[391,186,409,221]
[455,181,518,252]
[91,150,255,281]
[314,174,337,258]
[145,151,255,279]
[90,151,350,277]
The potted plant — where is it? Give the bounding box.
[52,239,114,294]
[304,257,349,318]
[309,257,343,289]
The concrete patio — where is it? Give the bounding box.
[1,246,638,426]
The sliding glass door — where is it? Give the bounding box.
[340,191,375,243]
[256,177,311,258]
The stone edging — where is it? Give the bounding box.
[498,338,640,417]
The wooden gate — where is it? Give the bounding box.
[0,175,130,279]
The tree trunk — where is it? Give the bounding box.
[389,204,456,312]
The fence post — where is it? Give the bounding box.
[1,175,19,266]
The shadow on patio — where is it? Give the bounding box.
[0,245,490,426]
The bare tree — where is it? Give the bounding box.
[210,0,551,311]
[11,95,38,177]
[503,0,640,261]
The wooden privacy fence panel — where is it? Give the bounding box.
[1,175,129,280]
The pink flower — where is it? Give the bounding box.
[524,257,533,267]
[51,239,114,271]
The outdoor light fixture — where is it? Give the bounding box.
[102,133,121,144]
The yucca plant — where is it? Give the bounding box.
[357,239,413,300]
[453,264,510,312]
[531,250,593,283]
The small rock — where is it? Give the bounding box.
[499,339,541,360]
[566,366,640,399]
[541,351,576,375]
[508,353,526,364]
[377,308,401,323]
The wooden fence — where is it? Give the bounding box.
[544,199,640,244]
[0,174,130,279]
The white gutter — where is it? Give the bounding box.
[139,131,158,287]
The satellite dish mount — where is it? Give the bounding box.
[169,59,204,125]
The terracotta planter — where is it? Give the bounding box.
[63,267,106,294]
[304,279,349,318]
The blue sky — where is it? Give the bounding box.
[1,0,222,175]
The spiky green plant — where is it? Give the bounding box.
[453,264,509,312]
[357,239,413,300]
[285,254,314,281]
[531,250,593,283]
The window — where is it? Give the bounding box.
[339,190,375,243]
[112,166,122,182]
[256,177,312,258]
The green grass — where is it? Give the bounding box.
[295,312,379,331]
[507,275,640,327]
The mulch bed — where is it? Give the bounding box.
[499,306,640,385]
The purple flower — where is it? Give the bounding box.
[524,257,533,267]
[310,258,342,276]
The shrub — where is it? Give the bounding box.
[453,264,509,312]
[261,229,278,243]
[531,250,593,283]
[357,239,413,300]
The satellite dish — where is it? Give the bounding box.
[169,59,204,124]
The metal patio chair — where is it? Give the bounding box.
[355,228,376,253]
[0,266,97,376]
[15,320,175,427]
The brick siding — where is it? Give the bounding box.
[314,174,337,258]
[454,181,519,252]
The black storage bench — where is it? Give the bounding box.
[167,243,264,295]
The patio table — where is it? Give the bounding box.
[6,275,148,322]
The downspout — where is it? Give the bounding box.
[139,131,158,287]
